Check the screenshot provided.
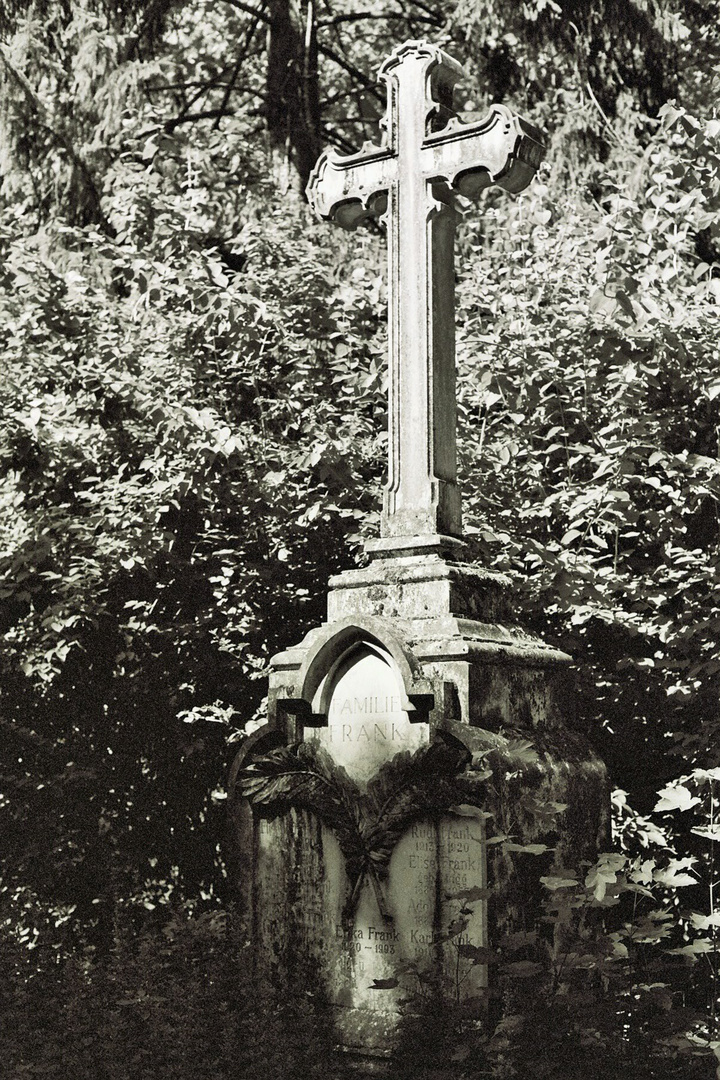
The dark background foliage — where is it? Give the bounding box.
[2,0,720,1075]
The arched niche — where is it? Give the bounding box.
[305,638,429,785]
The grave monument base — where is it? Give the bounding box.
[229,548,608,1059]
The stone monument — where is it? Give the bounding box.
[229,39,608,1065]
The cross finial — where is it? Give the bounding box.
[307,40,545,556]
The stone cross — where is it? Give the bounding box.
[306,40,545,553]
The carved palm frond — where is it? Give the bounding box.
[238,732,474,922]
[361,731,472,877]
[238,741,363,877]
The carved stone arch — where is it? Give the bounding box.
[280,616,435,726]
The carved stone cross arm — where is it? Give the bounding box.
[307,41,545,549]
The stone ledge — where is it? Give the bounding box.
[269,612,571,685]
[330,557,510,590]
[328,555,512,624]
[365,533,466,559]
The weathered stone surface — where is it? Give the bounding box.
[266,554,573,738]
[244,805,488,1054]
[328,556,513,624]
[229,549,608,1058]
[229,439,605,1067]
[307,41,544,542]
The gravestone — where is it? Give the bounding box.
[230,39,608,1066]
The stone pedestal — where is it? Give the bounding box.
[229,549,608,1060]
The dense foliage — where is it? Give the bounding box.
[2,0,720,1074]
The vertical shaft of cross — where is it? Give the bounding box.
[383,51,461,542]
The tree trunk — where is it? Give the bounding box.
[265,0,321,195]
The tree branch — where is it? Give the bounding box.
[319,9,440,25]
[165,108,238,131]
[0,49,113,233]
[213,15,262,129]
[316,43,384,100]
[399,0,446,23]
[320,125,357,155]
[181,62,237,116]
[220,0,272,23]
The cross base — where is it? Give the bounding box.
[365,533,467,560]
[381,478,462,547]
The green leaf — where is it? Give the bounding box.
[540,875,578,891]
[504,738,540,765]
[653,784,701,812]
[449,803,490,818]
[653,867,697,888]
[447,885,491,903]
[691,825,720,841]
[456,943,495,964]
[504,843,552,855]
